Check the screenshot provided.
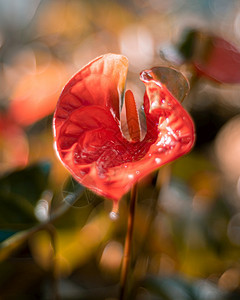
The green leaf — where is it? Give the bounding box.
[0,161,51,238]
[0,193,37,229]
[0,230,18,243]
[142,276,194,300]
[0,229,32,262]
[177,28,198,60]
[172,152,216,182]
[142,276,225,300]
[159,28,205,65]
[0,161,51,207]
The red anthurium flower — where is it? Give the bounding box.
[161,29,240,84]
[193,33,240,84]
[0,114,29,173]
[9,60,68,126]
[53,54,195,206]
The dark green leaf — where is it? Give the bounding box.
[159,28,210,65]
[177,28,198,60]
[142,276,194,300]
[0,229,33,262]
[0,161,51,207]
[0,161,51,240]
[0,193,37,229]
[0,230,18,243]
[142,276,225,300]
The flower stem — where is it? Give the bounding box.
[45,224,59,300]
[119,183,138,300]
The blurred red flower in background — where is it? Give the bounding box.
[193,33,240,84]
[0,114,29,173]
[53,54,195,202]
[9,60,68,126]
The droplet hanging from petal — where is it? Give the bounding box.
[109,201,119,221]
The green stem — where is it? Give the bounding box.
[131,166,171,277]
[119,183,138,300]
[45,224,59,300]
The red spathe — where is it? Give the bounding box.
[53,54,195,201]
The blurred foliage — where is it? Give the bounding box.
[1,0,240,299]
[0,162,50,230]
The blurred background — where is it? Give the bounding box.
[1,0,240,299]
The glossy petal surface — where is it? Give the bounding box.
[53,54,195,201]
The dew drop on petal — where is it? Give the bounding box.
[109,201,119,221]
[109,211,119,221]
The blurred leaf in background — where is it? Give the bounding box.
[0,161,51,231]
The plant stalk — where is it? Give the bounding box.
[119,183,138,300]
[45,224,59,300]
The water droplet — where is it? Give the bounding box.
[109,201,119,221]
[155,158,161,164]
[136,170,140,175]
[80,167,90,176]
[109,211,119,221]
